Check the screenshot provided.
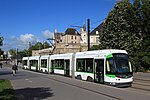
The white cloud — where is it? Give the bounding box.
[19,34,37,44]
[1,32,54,51]
[1,33,38,51]
[42,30,54,39]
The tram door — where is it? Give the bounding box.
[94,59,104,83]
[64,60,70,76]
[36,60,38,72]
[51,60,54,74]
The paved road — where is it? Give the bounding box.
[0,64,150,100]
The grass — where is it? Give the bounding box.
[0,79,17,100]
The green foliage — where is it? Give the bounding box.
[0,35,4,46]
[99,0,150,71]
[0,79,17,100]
[90,45,100,50]
[100,0,141,51]
[134,0,150,71]
[27,41,50,56]
[43,42,50,49]
[8,49,17,59]
[17,50,28,59]
[0,49,4,55]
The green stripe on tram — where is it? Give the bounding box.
[75,71,94,74]
[106,74,116,78]
[106,54,113,59]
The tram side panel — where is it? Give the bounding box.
[22,57,29,70]
[50,53,74,76]
[29,56,40,71]
[74,50,105,82]
[39,55,50,73]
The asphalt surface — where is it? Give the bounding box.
[0,63,150,100]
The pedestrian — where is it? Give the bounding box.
[12,64,18,76]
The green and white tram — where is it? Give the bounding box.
[50,53,74,76]
[74,49,133,87]
[22,49,133,87]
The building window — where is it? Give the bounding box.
[96,31,99,34]
[71,36,73,39]
[75,36,77,39]
[96,37,99,43]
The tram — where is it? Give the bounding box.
[74,49,133,87]
[22,49,133,87]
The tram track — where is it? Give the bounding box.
[131,86,150,92]
[134,78,150,81]
[131,78,150,92]
[43,76,123,100]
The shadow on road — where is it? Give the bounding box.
[14,87,54,100]
[0,72,12,75]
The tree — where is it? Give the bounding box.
[99,0,142,71]
[8,49,17,59]
[133,0,150,70]
[0,49,4,55]
[90,45,99,50]
[26,41,50,56]
[0,34,4,46]
[43,41,50,49]
[17,50,28,59]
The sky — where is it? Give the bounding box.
[0,0,118,51]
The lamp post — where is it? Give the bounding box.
[16,48,18,65]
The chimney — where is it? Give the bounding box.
[54,28,57,33]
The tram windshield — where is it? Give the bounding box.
[106,53,132,74]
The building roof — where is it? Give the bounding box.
[90,22,103,35]
[64,28,80,36]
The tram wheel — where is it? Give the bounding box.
[87,76,94,82]
[76,75,82,80]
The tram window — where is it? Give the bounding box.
[76,58,93,73]
[76,59,85,72]
[86,59,93,73]
[106,58,116,73]
[30,60,38,67]
[23,60,27,66]
[51,60,55,68]
[41,59,47,68]
[54,59,64,70]
[95,59,104,71]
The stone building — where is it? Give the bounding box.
[90,23,103,46]
[31,23,103,56]
[53,28,86,54]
